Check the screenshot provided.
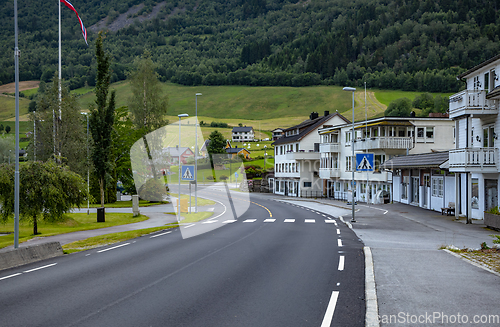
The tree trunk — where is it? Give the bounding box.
[99,177,105,207]
[33,215,38,235]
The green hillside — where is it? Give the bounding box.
[1,0,498,93]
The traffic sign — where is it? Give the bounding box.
[235,172,239,178]
[356,153,374,171]
[181,165,195,180]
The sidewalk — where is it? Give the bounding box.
[270,195,500,326]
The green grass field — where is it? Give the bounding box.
[374,89,454,106]
[0,212,148,249]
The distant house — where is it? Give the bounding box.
[272,128,284,141]
[232,126,254,142]
[225,140,251,159]
[226,147,251,159]
[162,146,194,164]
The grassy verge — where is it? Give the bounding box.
[86,200,169,208]
[62,223,179,254]
[178,211,214,224]
[0,213,148,249]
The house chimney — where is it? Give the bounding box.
[324,110,330,116]
[310,112,319,120]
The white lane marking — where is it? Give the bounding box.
[325,220,336,224]
[222,220,236,223]
[264,219,276,223]
[97,243,130,253]
[338,256,345,271]
[0,273,22,281]
[23,263,57,273]
[202,220,218,224]
[183,224,196,229]
[338,239,343,247]
[305,219,315,223]
[243,219,257,223]
[150,231,172,238]
[284,219,295,223]
[337,282,340,286]
[207,208,215,212]
[336,229,341,235]
[322,214,327,217]
[321,291,339,327]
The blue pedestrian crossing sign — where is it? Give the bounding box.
[181,165,195,180]
[356,153,374,171]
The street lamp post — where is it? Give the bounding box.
[178,114,189,220]
[195,93,202,213]
[343,86,356,223]
[81,112,89,215]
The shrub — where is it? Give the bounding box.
[219,175,228,180]
[138,178,167,202]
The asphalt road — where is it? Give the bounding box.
[0,191,365,327]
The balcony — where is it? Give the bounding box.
[319,168,341,179]
[449,90,498,119]
[355,137,413,151]
[449,148,498,173]
[285,150,320,160]
[320,143,341,153]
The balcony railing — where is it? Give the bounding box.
[449,148,498,171]
[285,151,320,160]
[449,90,498,118]
[319,143,341,153]
[355,137,414,151]
[319,168,341,179]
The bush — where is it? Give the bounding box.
[219,175,228,180]
[138,178,167,202]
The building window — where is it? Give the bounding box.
[417,127,424,138]
[471,178,479,209]
[426,127,434,139]
[346,156,353,171]
[431,177,443,198]
[374,154,385,173]
[304,182,312,188]
[402,176,409,199]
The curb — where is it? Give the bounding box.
[364,246,380,327]
[443,249,500,278]
[0,242,63,271]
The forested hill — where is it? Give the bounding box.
[1,0,500,93]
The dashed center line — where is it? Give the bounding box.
[97,243,130,253]
[23,263,57,273]
[338,239,343,247]
[338,256,345,271]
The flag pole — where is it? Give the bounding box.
[57,0,62,160]
[14,0,20,248]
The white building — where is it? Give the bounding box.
[448,53,500,220]
[272,111,350,197]
[232,126,254,142]
[318,117,455,203]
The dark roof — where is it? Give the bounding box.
[458,53,500,79]
[226,147,250,154]
[232,126,253,132]
[272,113,350,145]
[381,151,449,169]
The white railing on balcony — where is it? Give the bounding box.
[355,137,414,151]
[449,90,498,118]
[319,143,341,153]
[449,148,498,169]
[319,168,340,179]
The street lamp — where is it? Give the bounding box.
[81,112,89,215]
[178,113,189,220]
[264,145,267,170]
[195,93,202,213]
[343,86,356,223]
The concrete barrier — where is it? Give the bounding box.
[0,242,63,271]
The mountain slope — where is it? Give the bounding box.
[0,0,499,92]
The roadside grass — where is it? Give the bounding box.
[178,211,214,224]
[86,200,169,208]
[62,223,179,254]
[0,213,148,249]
